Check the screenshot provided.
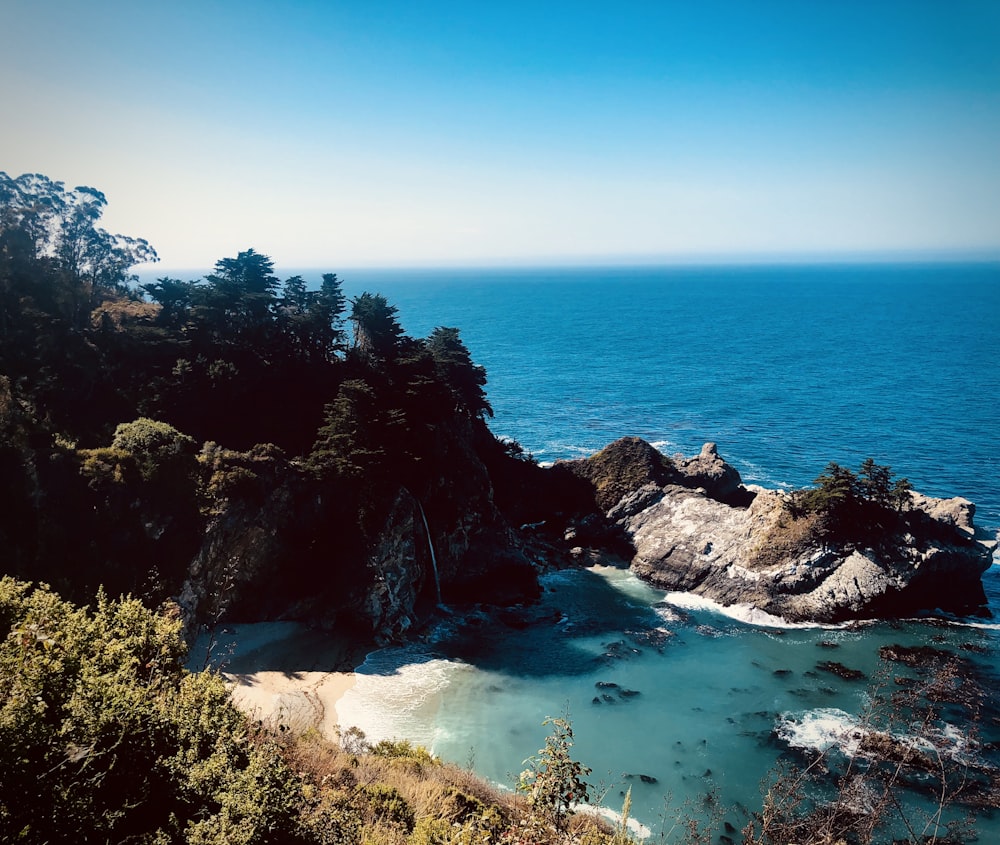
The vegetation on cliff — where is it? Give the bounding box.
[791,459,914,532]
[0,171,522,622]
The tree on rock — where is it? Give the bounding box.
[349,292,403,362]
[427,326,492,419]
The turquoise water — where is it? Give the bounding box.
[336,568,1000,839]
[324,264,1000,839]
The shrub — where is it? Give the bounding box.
[357,783,415,831]
[111,417,197,481]
[517,716,593,832]
[0,578,305,844]
[371,738,438,765]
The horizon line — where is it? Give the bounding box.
[144,249,1000,277]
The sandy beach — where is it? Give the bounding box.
[190,621,368,738]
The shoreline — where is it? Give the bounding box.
[189,621,371,738]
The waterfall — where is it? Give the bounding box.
[416,499,442,605]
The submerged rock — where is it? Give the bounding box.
[816,661,865,681]
[878,643,956,667]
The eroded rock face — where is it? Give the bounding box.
[179,417,538,644]
[579,438,993,622]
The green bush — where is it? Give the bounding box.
[111,417,197,481]
[371,738,438,765]
[357,783,415,831]
[0,578,305,844]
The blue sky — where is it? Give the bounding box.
[2,0,998,269]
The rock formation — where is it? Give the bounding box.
[177,417,537,644]
[176,432,995,640]
[565,438,995,622]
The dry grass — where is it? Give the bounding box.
[274,726,630,845]
[745,508,823,570]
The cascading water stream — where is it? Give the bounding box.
[417,499,442,605]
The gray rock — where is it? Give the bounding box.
[591,440,993,623]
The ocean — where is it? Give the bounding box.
[204,263,1000,840]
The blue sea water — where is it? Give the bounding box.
[337,263,1000,533]
[210,263,1000,840]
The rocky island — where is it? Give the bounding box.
[560,437,995,624]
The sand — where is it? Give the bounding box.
[190,621,368,739]
[226,667,357,737]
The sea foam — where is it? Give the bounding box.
[335,647,470,747]
[659,591,845,630]
[775,708,863,755]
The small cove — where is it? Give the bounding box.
[335,565,1000,838]
[193,263,1000,839]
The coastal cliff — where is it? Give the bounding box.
[0,179,993,639]
[175,417,537,644]
[177,434,995,639]
[564,438,995,622]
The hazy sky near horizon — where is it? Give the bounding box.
[2,0,999,270]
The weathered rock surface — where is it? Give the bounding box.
[571,438,994,622]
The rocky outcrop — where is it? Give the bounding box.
[673,442,752,506]
[178,417,537,644]
[571,438,994,622]
[178,431,994,640]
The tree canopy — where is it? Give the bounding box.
[0,172,504,612]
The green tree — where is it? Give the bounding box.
[277,274,315,359]
[803,461,859,514]
[308,379,391,479]
[141,276,197,328]
[0,171,158,328]
[313,272,347,360]
[426,326,492,419]
[858,458,893,507]
[890,476,914,512]
[349,292,403,362]
[204,248,280,343]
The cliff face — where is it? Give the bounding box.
[567,438,995,622]
[178,417,536,644]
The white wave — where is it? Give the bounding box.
[920,617,1000,632]
[777,709,978,766]
[733,460,782,487]
[653,605,687,625]
[659,592,845,630]
[648,439,675,454]
[776,708,863,755]
[588,805,652,840]
[335,647,470,747]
